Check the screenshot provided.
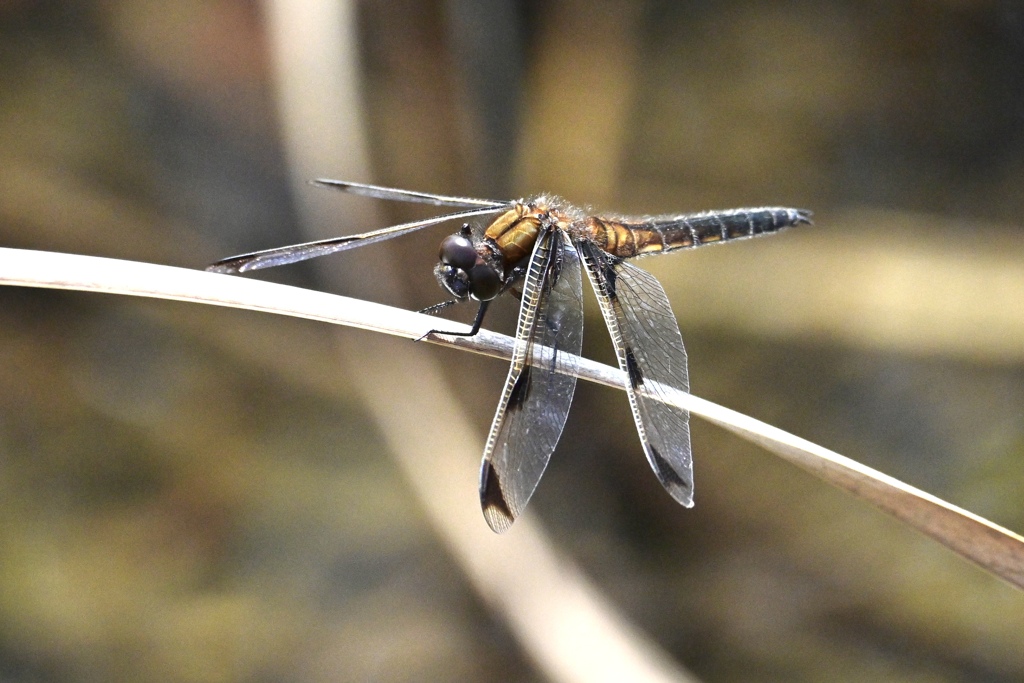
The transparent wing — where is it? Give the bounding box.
[206,205,508,273]
[312,179,506,208]
[479,228,584,532]
[579,241,693,506]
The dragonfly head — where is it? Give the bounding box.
[436,228,503,301]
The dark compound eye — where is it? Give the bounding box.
[467,263,501,301]
[439,234,477,271]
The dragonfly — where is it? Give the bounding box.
[209,179,811,532]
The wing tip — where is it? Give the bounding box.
[480,460,517,533]
[667,483,695,508]
[205,255,263,274]
[205,260,243,274]
[311,178,344,189]
[647,444,695,508]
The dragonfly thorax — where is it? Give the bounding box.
[435,202,553,303]
[484,202,551,267]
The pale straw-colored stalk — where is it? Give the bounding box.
[2,245,1022,597]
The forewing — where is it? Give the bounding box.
[207,205,507,273]
[312,179,506,208]
[579,241,693,506]
[480,229,583,532]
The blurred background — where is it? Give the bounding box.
[2,1,1024,681]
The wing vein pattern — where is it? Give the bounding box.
[479,228,583,532]
[207,205,508,273]
[578,240,694,506]
[312,179,506,208]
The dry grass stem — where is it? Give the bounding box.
[2,245,1022,593]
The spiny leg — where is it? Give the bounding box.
[417,300,491,341]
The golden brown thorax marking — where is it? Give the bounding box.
[484,203,546,267]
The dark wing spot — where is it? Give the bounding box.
[651,446,692,493]
[625,346,644,390]
[544,237,563,289]
[479,460,515,533]
[507,365,532,413]
[604,262,618,298]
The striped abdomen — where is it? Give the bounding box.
[581,207,811,259]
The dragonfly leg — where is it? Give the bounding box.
[417,300,490,341]
[419,299,460,316]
